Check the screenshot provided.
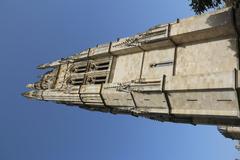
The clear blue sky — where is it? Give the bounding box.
[0,0,239,159]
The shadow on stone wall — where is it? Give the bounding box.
[206,8,239,59]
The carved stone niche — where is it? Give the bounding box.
[33,67,59,90]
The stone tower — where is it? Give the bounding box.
[23,7,240,141]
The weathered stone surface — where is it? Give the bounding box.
[23,7,240,141]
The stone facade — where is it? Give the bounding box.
[23,7,240,140]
